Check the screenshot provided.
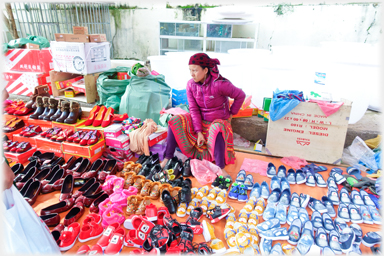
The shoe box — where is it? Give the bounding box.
[3,127,25,140]
[27,118,53,132]
[3,71,52,96]
[148,130,168,147]
[62,139,106,158]
[4,147,37,164]
[103,124,123,139]
[76,124,105,139]
[4,48,53,73]
[64,150,103,163]
[52,119,86,132]
[109,146,134,161]
[12,134,37,147]
[105,134,129,149]
[148,139,166,161]
[35,136,64,157]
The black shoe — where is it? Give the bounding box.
[212,175,224,187]
[146,164,161,180]
[136,152,151,164]
[145,225,169,253]
[162,190,177,214]
[182,178,192,188]
[142,153,159,167]
[163,214,182,237]
[219,177,232,190]
[196,242,213,255]
[137,162,153,177]
[178,228,194,253]
[182,158,192,177]
[170,176,184,187]
[164,156,178,171]
[179,184,192,203]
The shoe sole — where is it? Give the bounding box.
[288,181,296,185]
[336,178,346,184]
[287,239,298,245]
[78,232,103,243]
[306,183,315,187]
[202,221,214,242]
[296,180,306,185]
[228,195,238,200]
[351,219,363,224]
[362,219,374,224]
[316,184,327,188]
[267,174,276,178]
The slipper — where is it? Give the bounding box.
[342,174,359,187]
[235,170,247,184]
[346,167,363,180]
[352,177,376,188]
[331,168,344,175]
[314,165,328,172]
[367,170,381,179]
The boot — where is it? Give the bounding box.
[38,97,50,120]
[29,96,45,119]
[64,101,82,124]
[55,101,70,123]
[25,85,50,109]
[50,99,65,121]
[43,98,59,121]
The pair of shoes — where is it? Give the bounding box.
[66,130,101,145]
[84,105,114,127]
[40,127,62,139]
[3,118,25,133]
[19,125,43,137]
[7,141,32,153]
[52,129,74,142]
[271,176,291,192]
[267,163,287,178]
[228,183,248,202]
[31,98,82,124]
[211,175,232,190]
[234,170,254,190]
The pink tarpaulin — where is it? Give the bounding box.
[281,156,308,170]
[240,158,270,176]
[160,107,189,116]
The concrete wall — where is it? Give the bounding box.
[109,2,382,61]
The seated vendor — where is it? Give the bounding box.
[160,53,246,171]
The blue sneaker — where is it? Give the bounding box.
[228,183,239,200]
[368,205,382,224]
[298,207,309,224]
[349,223,363,245]
[287,169,296,184]
[243,174,254,190]
[299,193,310,208]
[276,203,287,225]
[369,193,381,210]
[339,227,355,253]
[348,204,363,224]
[306,172,316,187]
[268,188,281,204]
[327,188,340,205]
[260,238,272,255]
[311,210,324,231]
[314,173,327,187]
[235,170,246,184]
[308,197,328,213]
[362,232,382,247]
[329,230,342,254]
[279,189,291,206]
[270,243,284,255]
[271,176,281,191]
[339,187,351,205]
[263,203,276,221]
[321,196,336,218]
[256,218,281,232]
[321,246,335,256]
[360,190,376,207]
[277,165,287,178]
[291,192,301,208]
[315,227,328,248]
[351,190,364,206]
[280,177,290,192]
[287,205,299,225]
[260,227,289,241]
[261,181,270,199]
[266,163,277,178]
[349,244,362,255]
[250,182,261,198]
[359,205,373,224]
[237,184,248,202]
[327,176,338,190]
[287,218,302,245]
[297,221,314,255]
[334,217,348,235]
[296,169,306,184]
[337,203,350,222]
[322,213,335,233]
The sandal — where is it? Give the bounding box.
[132,163,142,174]
[132,175,145,191]
[149,182,161,200]
[126,195,139,216]
[135,196,151,215]
[124,171,137,188]
[140,180,153,197]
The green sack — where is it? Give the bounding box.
[96,66,133,113]
[7,35,50,49]
[159,113,173,127]
[120,74,171,124]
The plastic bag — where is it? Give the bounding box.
[120,74,171,124]
[131,63,144,76]
[269,89,305,121]
[1,186,61,254]
[233,133,251,148]
[137,67,151,77]
[281,156,308,170]
[96,66,132,113]
[342,136,378,171]
[190,159,223,185]
[7,35,50,49]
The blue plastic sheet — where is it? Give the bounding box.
[269,89,305,121]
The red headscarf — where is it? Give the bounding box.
[188,53,223,81]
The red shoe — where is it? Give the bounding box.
[16,142,31,153]
[78,221,104,243]
[104,227,126,255]
[7,102,25,114]
[83,213,102,225]
[76,245,90,255]
[67,130,82,143]
[59,222,81,251]
[4,141,17,152]
[79,130,94,146]
[157,207,170,226]
[92,106,107,127]
[145,204,158,222]
[40,127,54,138]
[10,142,23,152]
[24,125,43,137]
[84,105,101,126]
[20,125,35,136]
[14,106,34,116]
[87,130,101,146]
[88,244,103,255]
[96,223,120,250]
[49,127,63,140]
[113,113,128,123]
[74,131,87,144]
[56,129,74,142]
[101,107,114,128]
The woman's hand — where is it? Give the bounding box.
[197,132,206,147]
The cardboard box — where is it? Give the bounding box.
[4,127,25,140]
[104,124,123,139]
[65,34,90,43]
[35,136,63,156]
[105,134,130,149]
[4,147,37,164]
[52,119,86,132]
[55,76,83,90]
[258,109,264,118]
[25,43,40,49]
[233,108,253,118]
[62,139,105,158]
[50,41,111,75]
[263,111,270,122]
[89,34,107,43]
[117,72,130,80]
[5,48,53,73]
[110,146,133,157]
[64,88,82,97]
[73,26,89,35]
[71,79,86,94]
[54,33,67,41]
[12,134,37,147]
[148,131,168,147]
[27,118,52,132]
[265,99,352,164]
[4,71,51,96]
[50,70,101,104]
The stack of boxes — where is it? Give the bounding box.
[104,124,133,160]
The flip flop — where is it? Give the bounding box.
[346,167,363,180]
[331,168,344,175]
[351,177,376,188]
[314,165,328,172]
[342,174,359,186]
[367,170,381,179]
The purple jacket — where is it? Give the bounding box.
[186,74,246,133]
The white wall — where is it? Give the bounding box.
[109,2,382,61]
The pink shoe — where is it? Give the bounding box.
[102,204,125,228]
[127,186,138,196]
[99,198,113,217]
[101,175,124,192]
[109,189,132,206]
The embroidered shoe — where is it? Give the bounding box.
[256,218,281,232]
[276,203,287,225]
[287,218,302,245]
[287,205,299,225]
[263,203,276,221]
[315,227,328,248]
[228,183,239,200]
[237,185,248,202]
[349,223,363,245]
[266,163,277,178]
[291,192,301,208]
[321,196,336,217]
[299,193,310,208]
[235,170,246,184]
[271,176,281,191]
[314,173,327,187]
[348,204,363,224]
[250,182,261,198]
[268,188,281,204]
[311,210,324,231]
[287,169,296,184]
[277,165,287,178]
[350,190,364,206]
[243,174,254,190]
[327,176,338,190]
[308,197,328,214]
[259,227,289,241]
[322,213,335,233]
[359,205,374,224]
[339,227,355,253]
[195,186,209,201]
[295,169,306,184]
[329,230,342,254]
[206,205,230,224]
[215,189,228,205]
[261,181,270,199]
[339,187,351,205]
[368,205,381,224]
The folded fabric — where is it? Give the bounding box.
[239,158,269,176]
[308,99,344,117]
[280,156,308,170]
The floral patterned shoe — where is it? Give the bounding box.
[140,179,153,197]
[149,182,161,200]
[132,175,145,191]
[124,171,136,188]
[126,195,139,216]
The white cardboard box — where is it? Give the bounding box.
[265,99,352,165]
[50,41,111,75]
